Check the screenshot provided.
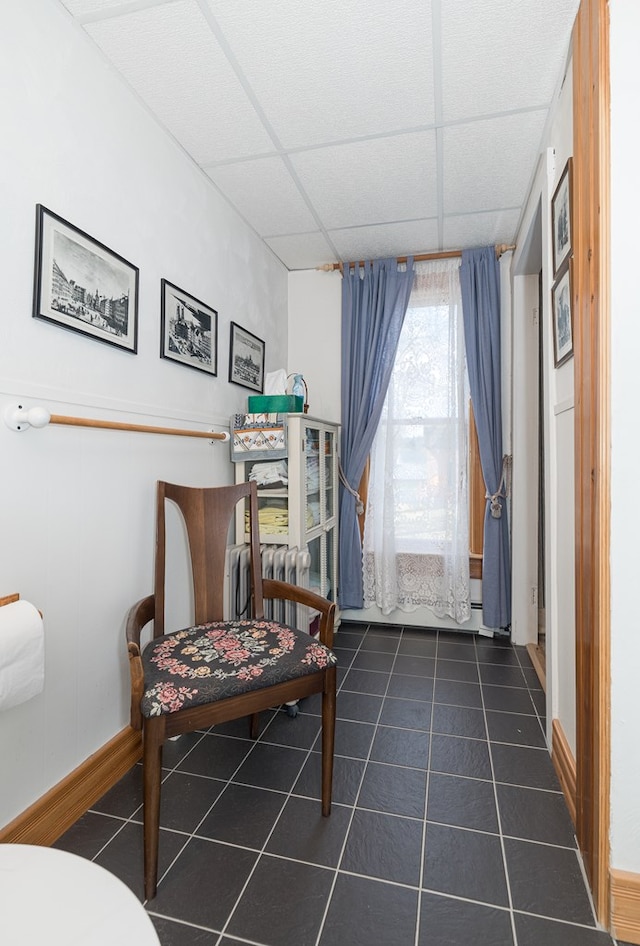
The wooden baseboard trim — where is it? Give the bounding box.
[526,642,546,691]
[0,726,142,846]
[551,718,577,826]
[611,869,640,945]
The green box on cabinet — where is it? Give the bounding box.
[247,395,304,413]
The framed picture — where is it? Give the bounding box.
[33,204,138,352]
[160,279,218,375]
[552,259,573,368]
[228,322,265,392]
[551,157,573,276]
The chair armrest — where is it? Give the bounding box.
[125,594,155,651]
[125,594,154,731]
[262,578,336,650]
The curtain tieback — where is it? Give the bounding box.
[485,454,512,519]
[338,461,364,515]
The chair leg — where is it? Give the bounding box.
[142,718,164,901]
[321,665,336,817]
[249,712,260,739]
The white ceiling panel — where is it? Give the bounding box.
[443,209,522,251]
[442,111,547,216]
[264,232,337,272]
[61,0,142,14]
[330,220,440,265]
[205,157,319,236]
[84,0,274,164]
[440,0,579,121]
[54,0,580,269]
[206,0,435,149]
[290,132,438,231]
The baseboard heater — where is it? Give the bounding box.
[224,543,312,630]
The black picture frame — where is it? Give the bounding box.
[32,204,138,353]
[160,279,218,376]
[551,157,573,277]
[552,258,573,368]
[228,322,265,392]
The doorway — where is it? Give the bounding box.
[511,199,547,694]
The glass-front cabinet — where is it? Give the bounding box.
[234,414,340,629]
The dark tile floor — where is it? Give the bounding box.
[54,622,630,946]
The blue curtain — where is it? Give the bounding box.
[339,257,415,609]
[460,247,511,629]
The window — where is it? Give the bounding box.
[362,258,479,622]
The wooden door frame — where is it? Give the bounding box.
[572,0,611,925]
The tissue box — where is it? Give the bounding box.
[247,395,303,413]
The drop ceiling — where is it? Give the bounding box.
[57,0,579,271]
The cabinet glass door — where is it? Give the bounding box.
[305,426,321,532]
[323,428,335,523]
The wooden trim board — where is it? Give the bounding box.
[552,718,577,827]
[572,0,611,924]
[611,870,640,945]
[526,642,546,692]
[0,726,141,846]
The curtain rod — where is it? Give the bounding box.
[3,403,230,441]
[316,243,516,273]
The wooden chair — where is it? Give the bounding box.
[126,481,337,900]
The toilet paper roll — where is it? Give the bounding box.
[0,600,44,711]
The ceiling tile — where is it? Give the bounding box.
[330,219,440,263]
[206,0,435,149]
[60,0,136,14]
[84,0,274,163]
[443,209,521,251]
[442,111,547,216]
[205,156,318,236]
[290,131,438,231]
[264,232,337,271]
[440,0,579,122]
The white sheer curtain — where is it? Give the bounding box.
[362,257,471,623]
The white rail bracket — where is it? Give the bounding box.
[4,403,51,432]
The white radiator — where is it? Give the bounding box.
[224,544,312,630]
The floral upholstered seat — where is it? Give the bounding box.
[141,619,337,718]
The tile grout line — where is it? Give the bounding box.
[311,623,409,946]
[154,721,278,905]
[474,633,519,946]
[414,627,438,946]
[206,708,331,946]
[212,623,372,946]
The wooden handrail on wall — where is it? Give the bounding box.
[3,403,230,441]
[49,414,229,440]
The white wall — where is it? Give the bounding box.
[287,270,342,424]
[609,0,640,875]
[0,0,287,827]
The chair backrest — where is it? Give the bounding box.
[153,481,264,637]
